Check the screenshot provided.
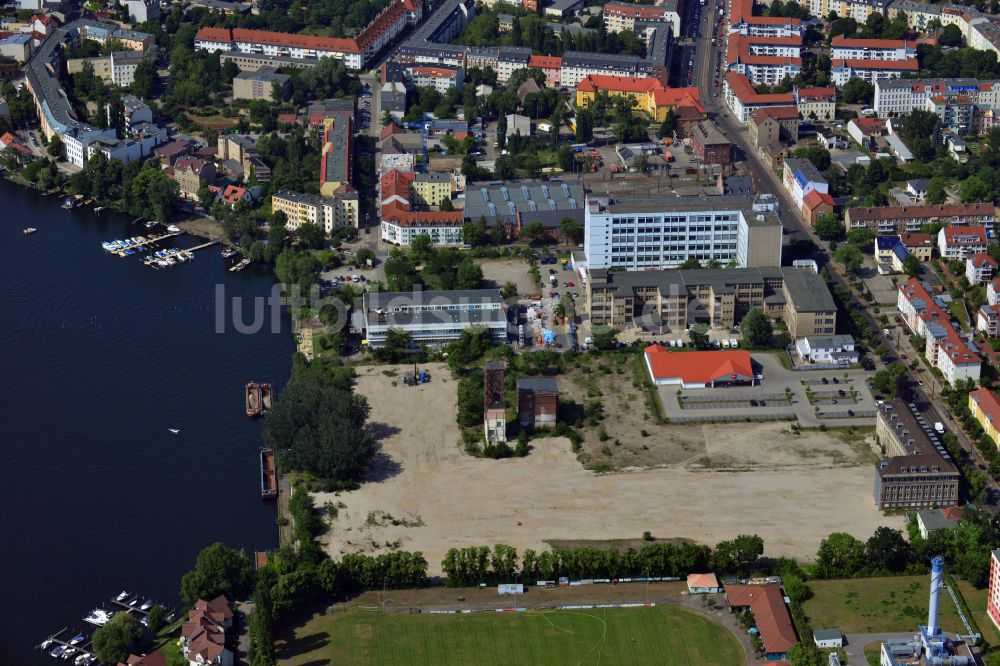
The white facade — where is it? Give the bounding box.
[362,290,507,348]
[272,190,359,232]
[582,195,782,270]
[938,227,988,260]
[874,78,987,117]
[729,60,801,86]
[832,40,915,62]
[795,335,858,365]
[966,255,996,285]
[832,60,915,86]
[380,219,463,245]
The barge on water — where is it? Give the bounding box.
[245,381,273,417]
[260,448,277,499]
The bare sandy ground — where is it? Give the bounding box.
[316,363,902,575]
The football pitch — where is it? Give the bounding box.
[278,605,745,665]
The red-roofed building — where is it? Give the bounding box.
[528,54,562,87]
[120,650,168,666]
[0,131,32,160]
[832,36,916,61]
[643,346,756,389]
[795,87,836,121]
[725,584,797,658]
[687,573,722,593]
[727,33,802,86]
[803,189,835,226]
[724,72,795,123]
[576,75,702,123]
[730,0,802,36]
[938,225,988,260]
[970,388,1000,447]
[603,1,681,38]
[832,57,918,85]
[379,169,463,246]
[220,184,251,208]
[180,596,233,666]
[898,278,981,384]
[966,252,997,285]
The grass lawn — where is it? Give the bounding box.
[952,578,1000,647]
[803,576,967,634]
[947,299,970,331]
[185,113,240,130]
[277,605,744,666]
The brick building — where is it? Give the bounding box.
[516,378,558,428]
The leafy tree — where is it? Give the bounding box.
[591,325,618,350]
[783,574,809,605]
[740,308,773,347]
[792,146,831,171]
[865,526,912,574]
[455,259,484,289]
[145,604,165,630]
[297,222,326,249]
[846,227,876,251]
[247,576,276,666]
[815,532,866,578]
[940,23,963,48]
[841,78,874,105]
[501,281,519,300]
[787,641,825,666]
[575,108,594,142]
[814,213,843,240]
[559,217,581,241]
[92,613,142,665]
[835,244,864,274]
[47,134,64,158]
[903,253,921,278]
[680,257,702,269]
[926,177,948,205]
[180,542,256,605]
[689,329,709,348]
[521,221,547,242]
[960,175,992,203]
[456,368,484,427]
[263,362,375,485]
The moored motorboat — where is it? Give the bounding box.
[116,590,129,601]
[140,599,153,611]
[23,227,37,235]
[69,635,84,645]
[166,224,181,233]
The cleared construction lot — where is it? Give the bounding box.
[316,363,901,574]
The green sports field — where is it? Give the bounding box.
[278,605,744,666]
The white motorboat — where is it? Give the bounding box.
[23,227,37,235]
[140,599,153,611]
[167,224,181,233]
[84,609,114,626]
[40,639,53,650]
[61,648,76,660]
[75,655,88,666]
[116,590,129,601]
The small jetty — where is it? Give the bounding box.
[229,257,251,272]
[101,233,178,255]
[142,240,219,268]
[261,448,277,499]
[37,628,97,665]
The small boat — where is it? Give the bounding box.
[246,382,262,417]
[102,242,118,251]
[129,597,141,606]
[141,599,153,611]
[40,639,53,650]
[167,224,181,233]
[169,428,180,434]
[116,590,129,601]
[156,259,169,268]
[145,220,157,229]
[84,609,113,626]
[50,645,65,658]
[94,206,105,214]
[69,635,85,645]
[261,448,277,498]
[165,256,176,266]
[61,198,73,209]
[23,227,37,235]
[123,249,135,256]
[221,247,238,258]
[62,647,76,659]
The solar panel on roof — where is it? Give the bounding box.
[521,185,530,200]
[562,184,570,197]
[507,202,516,215]
[487,202,496,216]
[481,187,489,201]
[529,201,537,212]
[542,185,550,199]
[501,186,509,201]
[569,198,577,209]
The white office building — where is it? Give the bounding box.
[362,289,508,348]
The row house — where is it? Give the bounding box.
[831,58,918,86]
[897,278,981,385]
[831,36,916,61]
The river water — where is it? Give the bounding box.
[0,179,292,664]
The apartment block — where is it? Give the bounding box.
[969,388,1000,447]
[831,58,918,86]
[938,225,988,260]
[724,72,796,124]
[271,188,359,232]
[585,266,836,338]
[897,278,982,385]
[582,193,783,271]
[845,203,997,234]
[362,289,507,348]
[603,1,680,38]
[874,400,960,509]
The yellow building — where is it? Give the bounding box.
[970,388,1000,447]
[271,188,359,232]
[575,74,704,123]
[412,173,453,207]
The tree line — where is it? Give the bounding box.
[442,536,763,587]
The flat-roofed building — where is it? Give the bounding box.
[361,289,507,348]
[690,121,732,166]
[603,1,680,38]
[463,178,585,240]
[516,377,558,428]
[271,188,359,232]
[874,399,960,509]
[232,67,291,101]
[586,266,836,337]
[582,193,783,271]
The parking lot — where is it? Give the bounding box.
[658,353,877,426]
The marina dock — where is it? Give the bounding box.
[142,239,219,268]
[38,627,97,664]
[102,232,179,255]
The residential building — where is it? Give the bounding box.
[794,334,858,365]
[725,584,797,660]
[726,33,802,86]
[875,235,911,274]
[120,649,169,666]
[585,266,837,337]
[272,189,359,232]
[559,51,653,88]
[66,50,145,88]
[516,377,558,428]
[380,80,406,121]
[724,72,795,124]
[690,121,731,166]
[729,0,803,37]
[847,117,886,151]
[978,304,999,337]
[462,178,585,240]
[970,388,1000,448]
[644,347,756,388]
[906,179,929,201]
[527,54,561,87]
[782,157,828,210]
[232,67,290,101]
[412,172,452,206]
[686,573,722,594]
[845,203,997,234]
[802,190,835,226]
[194,0,421,70]
[988,549,1000,633]
[361,289,507,348]
[967,253,997,285]
[915,510,959,539]
[603,1,680,38]
[217,133,271,183]
[405,64,463,93]
[180,595,234,666]
[544,0,584,18]
[380,169,463,245]
[897,278,982,385]
[990,277,1000,306]
[0,32,31,62]
[582,193,783,271]
[938,225,988,260]
[752,106,801,147]
[874,78,992,117]
[800,0,890,22]
[575,74,703,124]
[320,113,353,196]
[794,87,835,121]
[121,0,160,23]
[874,399,960,509]
[831,58,918,86]
[926,94,975,134]
[831,36,916,61]
[173,158,217,200]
